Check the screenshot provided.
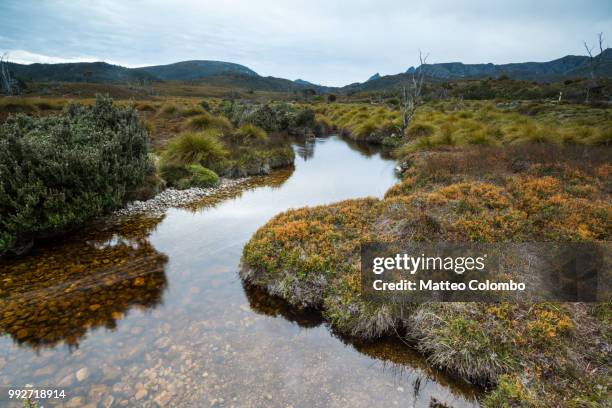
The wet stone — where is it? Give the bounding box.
[76,367,90,381]
[135,388,148,400]
[155,336,171,349]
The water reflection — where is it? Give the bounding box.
[243,283,324,328]
[0,136,479,407]
[0,216,168,349]
[244,282,480,406]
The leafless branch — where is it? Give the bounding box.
[398,50,428,137]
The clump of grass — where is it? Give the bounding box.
[230,123,268,145]
[180,106,205,117]
[136,102,156,112]
[159,103,179,117]
[160,130,228,169]
[405,122,435,138]
[186,113,233,134]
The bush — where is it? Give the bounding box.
[0,95,152,255]
[159,130,228,170]
[175,165,219,189]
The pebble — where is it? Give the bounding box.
[113,179,247,217]
[102,395,115,408]
[155,337,172,349]
[66,397,84,407]
[58,374,74,387]
[135,388,148,400]
[153,390,172,406]
[76,367,89,382]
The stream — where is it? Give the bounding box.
[0,135,480,408]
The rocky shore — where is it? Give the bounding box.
[114,178,249,217]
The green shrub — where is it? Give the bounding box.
[175,165,219,189]
[0,95,152,255]
[160,130,228,170]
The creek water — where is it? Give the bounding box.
[0,135,480,407]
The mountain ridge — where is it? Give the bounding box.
[4,51,611,94]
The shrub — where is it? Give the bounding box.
[0,95,152,255]
[200,100,211,111]
[159,130,228,170]
[294,108,315,127]
[175,165,219,189]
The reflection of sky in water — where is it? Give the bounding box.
[0,136,480,408]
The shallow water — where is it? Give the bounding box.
[0,135,480,407]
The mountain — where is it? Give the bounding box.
[135,60,257,80]
[5,50,611,94]
[5,59,333,93]
[403,49,612,82]
[6,61,156,83]
[294,79,315,86]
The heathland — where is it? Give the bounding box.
[1,57,610,406]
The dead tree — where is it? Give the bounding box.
[399,51,428,137]
[583,32,605,103]
[0,53,14,95]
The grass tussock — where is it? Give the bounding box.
[160,130,227,169]
[186,112,233,134]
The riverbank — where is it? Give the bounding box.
[241,137,611,406]
[114,178,249,217]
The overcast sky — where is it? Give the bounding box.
[1,0,610,86]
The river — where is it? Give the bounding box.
[0,135,479,407]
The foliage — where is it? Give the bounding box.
[217,101,315,132]
[0,95,152,255]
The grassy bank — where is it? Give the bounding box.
[241,101,611,406]
[313,99,611,147]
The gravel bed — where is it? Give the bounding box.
[113,178,248,217]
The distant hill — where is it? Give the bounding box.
[5,59,333,93]
[4,50,611,94]
[404,49,612,82]
[135,60,257,80]
[6,61,157,83]
[367,73,381,82]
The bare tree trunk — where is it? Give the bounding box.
[0,53,13,95]
[583,32,605,104]
[399,51,428,137]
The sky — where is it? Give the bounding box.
[0,0,611,86]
